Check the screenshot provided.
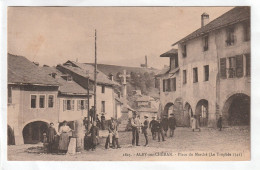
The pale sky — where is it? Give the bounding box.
[8,7,233,69]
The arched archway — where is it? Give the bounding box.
[222,93,250,126]
[23,121,49,144]
[8,125,15,145]
[184,102,193,127]
[195,99,209,127]
[163,103,174,117]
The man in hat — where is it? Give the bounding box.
[101,113,106,130]
[168,113,177,137]
[106,117,121,149]
[149,116,157,140]
[156,118,165,142]
[89,106,95,122]
[131,112,140,146]
[161,115,169,137]
[142,115,149,146]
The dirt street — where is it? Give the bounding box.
[8,127,250,161]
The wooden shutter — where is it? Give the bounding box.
[85,100,88,110]
[236,55,243,77]
[63,100,67,111]
[77,100,80,111]
[220,58,227,79]
[71,100,75,110]
[163,80,165,92]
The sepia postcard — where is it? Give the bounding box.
[6,6,251,162]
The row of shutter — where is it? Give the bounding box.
[220,53,250,79]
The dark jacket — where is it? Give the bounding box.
[142,120,149,133]
[161,118,169,131]
[47,127,57,143]
[155,121,163,131]
[168,117,176,130]
[149,119,158,132]
[90,125,99,145]
[108,120,118,133]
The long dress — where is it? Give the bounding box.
[58,125,71,151]
[191,117,196,130]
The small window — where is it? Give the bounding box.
[39,95,45,108]
[31,95,37,108]
[203,35,209,51]
[67,100,71,110]
[101,101,105,113]
[204,65,209,81]
[226,27,235,46]
[67,76,72,81]
[182,44,187,57]
[228,57,236,78]
[48,95,54,108]
[78,100,87,110]
[63,99,74,111]
[102,85,105,93]
[183,70,187,84]
[193,67,198,83]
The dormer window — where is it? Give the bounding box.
[203,35,209,51]
[182,44,187,57]
[61,75,72,81]
[49,73,57,78]
[67,76,72,81]
[226,26,235,46]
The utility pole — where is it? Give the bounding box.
[94,29,97,122]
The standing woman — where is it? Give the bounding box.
[58,121,72,154]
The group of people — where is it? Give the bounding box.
[45,121,72,154]
[130,112,177,147]
[44,112,223,154]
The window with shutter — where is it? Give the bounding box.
[236,55,244,77]
[220,58,227,79]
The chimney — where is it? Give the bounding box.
[33,62,39,66]
[201,12,209,27]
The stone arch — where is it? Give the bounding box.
[183,102,193,127]
[163,102,174,117]
[195,99,209,127]
[22,120,49,144]
[222,93,250,126]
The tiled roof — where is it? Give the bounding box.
[155,66,170,77]
[160,48,178,57]
[41,66,92,95]
[60,61,120,86]
[8,54,59,86]
[172,6,250,46]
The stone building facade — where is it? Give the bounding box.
[158,7,250,127]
